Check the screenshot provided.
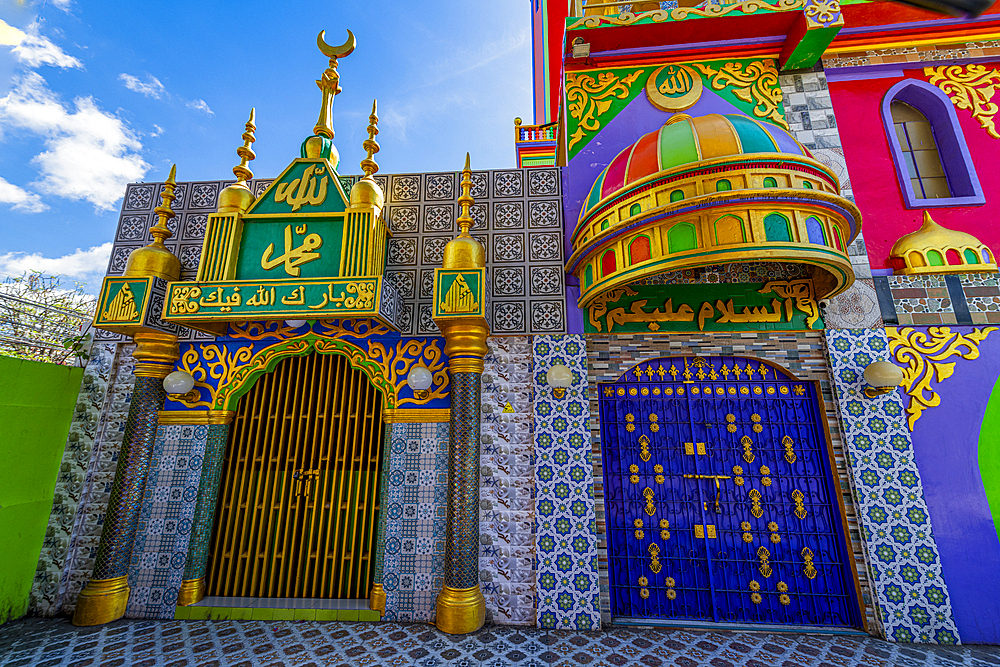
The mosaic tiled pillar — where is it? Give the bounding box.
[125,424,207,619]
[532,334,601,630]
[480,336,537,625]
[29,343,117,616]
[369,422,395,616]
[178,421,230,606]
[826,329,960,644]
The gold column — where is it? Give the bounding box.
[433,155,489,634]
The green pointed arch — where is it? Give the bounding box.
[979,372,1000,546]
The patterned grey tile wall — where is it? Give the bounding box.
[381,421,449,623]
[480,336,537,625]
[103,168,566,339]
[28,344,117,616]
[55,343,137,615]
[124,424,206,619]
[585,333,879,632]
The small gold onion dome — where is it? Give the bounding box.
[889,210,997,275]
[350,175,384,209]
[443,153,485,269]
[125,165,181,281]
[217,183,254,213]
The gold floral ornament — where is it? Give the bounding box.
[654,463,665,484]
[660,518,671,540]
[925,65,1000,139]
[801,547,817,579]
[768,521,781,544]
[566,70,645,151]
[887,326,998,430]
[782,435,796,463]
[749,488,763,519]
[629,463,640,484]
[665,575,677,600]
[741,435,755,463]
[792,489,807,519]
[757,546,773,578]
[367,338,449,407]
[639,434,651,462]
[760,464,772,487]
[167,343,255,408]
[732,464,745,486]
[638,575,649,599]
[726,413,738,433]
[626,413,636,433]
[648,543,662,573]
[749,580,762,604]
[649,413,660,432]
[741,521,753,543]
[692,60,788,129]
[751,413,763,434]
[644,487,656,516]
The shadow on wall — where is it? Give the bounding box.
[0,356,83,625]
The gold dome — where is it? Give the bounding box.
[350,175,384,209]
[124,243,180,281]
[889,211,997,275]
[442,234,485,269]
[217,182,254,213]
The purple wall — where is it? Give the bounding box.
[906,327,1000,644]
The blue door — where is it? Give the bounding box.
[600,355,863,628]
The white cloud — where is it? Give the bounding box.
[0,20,83,69]
[119,73,165,99]
[150,123,164,137]
[0,72,149,210]
[49,0,73,11]
[0,242,112,289]
[0,176,47,212]
[187,98,213,115]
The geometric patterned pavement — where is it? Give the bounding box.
[2,619,997,667]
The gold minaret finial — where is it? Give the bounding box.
[360,99,380,177]
[124,164,181,280]
[233,108,256,184]
[457,152,473,237]
[150,164,177,244]
[313,29,356,139]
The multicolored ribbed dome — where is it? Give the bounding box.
[581,113,809,221]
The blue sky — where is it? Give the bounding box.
[0,0,533,292]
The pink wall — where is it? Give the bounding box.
[830,66,1000,270]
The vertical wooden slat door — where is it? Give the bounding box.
[206,352,385,599]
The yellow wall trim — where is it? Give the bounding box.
[157,410,235,425]
[383,408,450,423]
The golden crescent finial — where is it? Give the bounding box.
[317,29,356,59]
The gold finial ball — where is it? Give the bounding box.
[350,175,384,209]
[124,243,181,281]
[217,183,255,213]
[302,135,340,169]
[442,235,485,269]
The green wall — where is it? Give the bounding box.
[0,356,83,624]
[980,373,1000,547]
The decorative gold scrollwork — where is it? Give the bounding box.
[725,413,737,433]
[643,487,656,516]
[692,61,787,129]
[925,65,1000,139]
[802,547,818,579]
[566,70,645,151]
[782,435,796,463]
[887,326,998,430]
[757,546,773,578]
[741,435,755,463]
[648,543,662,573]
[639,434,651,462]
[167,343,255,409]
[792,489,807,519]
[749,489,764,519]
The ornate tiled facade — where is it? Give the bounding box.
[532,335,601,630]
[124,425,207,619]
[826,329,959,644]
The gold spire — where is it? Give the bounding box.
[124,165,181,280]
[232,108,256,184]
[443,154,484,269]
[313,29,356,139]
[360,99,380,177]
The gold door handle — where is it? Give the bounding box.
[682,474,731,513]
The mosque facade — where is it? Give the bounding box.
[24,0,1000,645]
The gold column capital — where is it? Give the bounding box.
[436,319,489,374]
[435,585,485,634]
[369,583,386,616]
[177,578,205,607]
[72,576,129,626]
[133,331,180,378]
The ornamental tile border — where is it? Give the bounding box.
[480,336,536,625]
[381,422,448,622]
[125,425,207,619]
[28,344,117,615]
[532,334,602,630]
[826,328,960,644]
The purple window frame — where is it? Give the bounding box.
[881,78,985,208]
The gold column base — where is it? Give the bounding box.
[369,583,386,616]
[72,576,130,626]
[435,585,485,634]
[177,578,205,606]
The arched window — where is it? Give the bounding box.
[882,79,985,207]
[629,236,651,264]
[670,189,684,202]
[926,249,945,266]
[763,213,792,242]
[714,215,745,245]
[585,264,593,288]
[832,226,844,251]
[984,249,994,263]
[668,223,698,253]
[763,177,777,188]
[601,249,617,276]
[601,219,610,231]
[946,248,962,265]
[908,251,926,268]
[802,181,813,189]
[629,203,642,217]
[964,249,980,264]
[805,216,827,245]
[716,179,731,192]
